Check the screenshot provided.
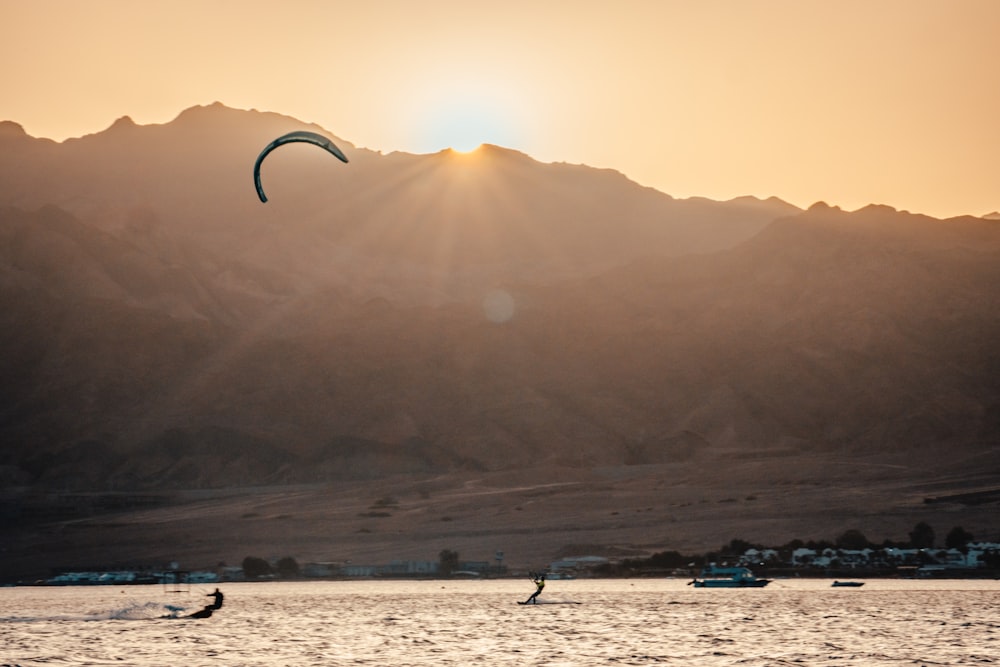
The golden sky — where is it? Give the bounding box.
[2,0,998,218]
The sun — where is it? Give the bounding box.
[450,141,483,154]
[406,77,524,154]
[426,103,507,153]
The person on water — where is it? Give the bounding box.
[188,605,214,619]
[524,573,545,604]
[207,588,224,610]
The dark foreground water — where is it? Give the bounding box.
[1,579,997,666]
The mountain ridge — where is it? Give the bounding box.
[0,103,802,311]
[1,104,997,576]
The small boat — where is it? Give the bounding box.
[689,565,770,588]
[831,580,864,587]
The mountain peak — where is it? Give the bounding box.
[0,120,27,139]
[855,203,899,216]
[728,195,797,209]
[107,115,138,132]
[807,201,841,213]
[173,101,243,122]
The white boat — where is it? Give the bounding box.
[689,565,771,588]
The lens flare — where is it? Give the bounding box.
[482,289,515,323]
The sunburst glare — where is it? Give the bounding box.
[425,103,508,153]
[407,76,524,154]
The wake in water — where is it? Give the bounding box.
[518,595,582,605]
[1,600,191,622]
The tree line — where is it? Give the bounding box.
[613,522,993,573]
[236,522,991,580]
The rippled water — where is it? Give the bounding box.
[1,579,997,666]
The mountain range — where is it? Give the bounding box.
[1,104,997,577]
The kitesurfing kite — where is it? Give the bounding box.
[253,130,349,203]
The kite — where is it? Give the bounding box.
[253,131,349,203]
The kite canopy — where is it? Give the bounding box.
[253,130,349,203]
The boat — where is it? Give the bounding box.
[831,580,864,587]
[689,565,770,588]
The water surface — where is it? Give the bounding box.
[1,579,997,666]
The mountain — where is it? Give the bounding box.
[518,202,1000,460]
[1,105,998,577]
[0,103,804,482]
[0,103,798,309]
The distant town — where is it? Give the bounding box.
[28,523,1000,586]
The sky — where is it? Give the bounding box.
[2,0,998,219]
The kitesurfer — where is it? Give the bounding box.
[523,573,545,604]
[207,588,224,610]
[188,605,214,619]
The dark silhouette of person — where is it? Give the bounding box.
[523,574,545,604]
[207,588,224,610]
[188,605,213,619]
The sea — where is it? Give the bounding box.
[1,578,996,666]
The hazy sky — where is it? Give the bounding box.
[2,0,997,218]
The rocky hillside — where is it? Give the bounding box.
[1,105,997,493]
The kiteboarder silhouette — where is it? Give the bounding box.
[186,588,223,619]
[521,573,545,604]
[188,605,214,619]
[207,588,224,610]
